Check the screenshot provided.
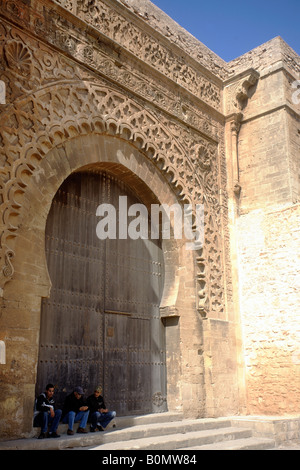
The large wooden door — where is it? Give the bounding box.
[36,171,166,415]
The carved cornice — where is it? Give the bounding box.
[0,0,222,114]
[0,9,226,317]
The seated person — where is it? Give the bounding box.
[34,383,62,439]
[62,386,89,435]
[87,386,116,431]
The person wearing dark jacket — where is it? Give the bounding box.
[87,386,116,432]
[62,386,89,435]
[34,383,62,439]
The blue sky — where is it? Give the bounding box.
[151,0,300,62]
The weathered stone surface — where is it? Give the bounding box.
[0,0,299,440]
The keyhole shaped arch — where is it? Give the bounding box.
[5,133,198,419]
[20,133,186,309]
[0,80,198,295]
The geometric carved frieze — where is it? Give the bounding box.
[0,79,224,316]
[1,0,222,112]
[0,15,225,318]
[59,0,222,109]
[0,19,219,143]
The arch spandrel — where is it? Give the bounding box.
[0,78,224,318]
[24,135,183,312]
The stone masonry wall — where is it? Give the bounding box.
[0,0,236,438]
[0,1,299,440]
[237,205,300,415]
[233,38,300,414]
[287,110,300,202]
[238,108,290,213]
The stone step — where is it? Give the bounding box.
[89,426,254,450]
[0,415,231,450]
[99,417,232,445]
[0,414,278,451]
[179,436,276,450]
[34,411,182,437]
[108,411,184,430]
[0,412,181,450]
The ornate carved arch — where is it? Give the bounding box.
[0,81,223,316]
[0,19,225,316]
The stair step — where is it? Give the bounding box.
[100,418,232,444]
[179,437,276,450]
[0,414,278,451]
[114,412,184,429]
[90,427,253,450]
[0,416,229,450]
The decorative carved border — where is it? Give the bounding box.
[0,0,223,112]
[0,77,222,310]
[0,20,225,317]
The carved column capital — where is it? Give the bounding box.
[224,70,259,200]
[225,112,244,198]
[229,112,243,135]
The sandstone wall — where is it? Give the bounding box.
[0,0,238,439]
[237,205,300,414]
[233,38,300,414]
[0,0,299,440]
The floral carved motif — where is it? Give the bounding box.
[48,0,222,110]
[0,21,225,317]
[4,40,32,76]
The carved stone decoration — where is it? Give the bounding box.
[152,391,167,408]
[225,69,260,115]
[0,20,225,318]
[1,249,14,278]
[0,249,14,296]
[0,82,221,303]
[4,40,32,76]
[0,19,218,142]
[230,112,243,197]
[2,249,14,277]
[196,248,207,316]
[225,70,259,198]
[46,0,222,110]
[197,145,212,172]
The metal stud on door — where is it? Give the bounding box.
[36,171,167,415]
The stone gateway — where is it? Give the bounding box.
[0,0,299,440]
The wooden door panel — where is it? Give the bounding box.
[36,171,166,415]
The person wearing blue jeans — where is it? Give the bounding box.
[87,386,116,432]
[62,386,89,435]
[34,383,62,439]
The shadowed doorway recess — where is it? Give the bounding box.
[36,170,167,416]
